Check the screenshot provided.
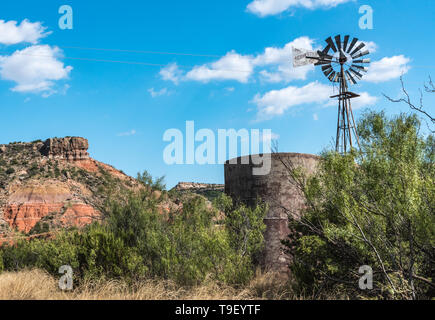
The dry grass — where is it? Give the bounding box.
[0,269,299,300]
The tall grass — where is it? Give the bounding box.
[0,269,298,300]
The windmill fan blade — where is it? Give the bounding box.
[323,68,333,77]
[328,71,336,82]
[335,35,342,51]
[347,37,358,53]
[353,58,370,64]
[350,42,366,56]
[325,37,337,53]
[322,65,333,75]
[350,67,363,79]
[343,35,350,52]
[352,50,370,59]
[346,70,357,85]
[314,59,332,66]
[335,73,341,83]
[317,50,333,60]
[320,45,331,56]
[351,64,368,72]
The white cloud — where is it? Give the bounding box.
[254,36,315,83]
[0,45,73,95]
[0,19,50,45]
[351,92,378,109]
[247,0,353,17]
[259,64,314,83]
[117,129,136,137]
[253,81,331,120]
[58,84,70,96]
[148,87,170,98]
[185,51,254,83]
[253,82,378,120]
[313,113,319,121]
[364,55,410,83]
[325,91,378,110]
[159,63,183,84]
[160,36,316,84]
[158,37,406,90]
[254,37,313,66]
[362,41,377,53]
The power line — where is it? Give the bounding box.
[58,45,222,58]
[0,51,252,73]
[0,48,433,76]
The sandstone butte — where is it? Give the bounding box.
[0,137,180,244]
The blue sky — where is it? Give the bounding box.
[0,0,434,188]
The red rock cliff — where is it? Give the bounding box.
[40,137,89,161]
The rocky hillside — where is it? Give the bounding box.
[0,137,176,242]
[171,182,224,202]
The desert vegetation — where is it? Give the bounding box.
[0,85,433,299]
[282,109,434,299]
[0,174,270,294]
[0,269,297,300]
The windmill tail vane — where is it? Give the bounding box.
[292,34,371,153]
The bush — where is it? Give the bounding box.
[5,168,14,175]
[284,112,434,299]
[29,221,50,235]
[214,194,267,267]
[0,225,146,283]
[106,189,266,285]
[136,170,166,191]
[0,184,267,287]
[27,163,39,177]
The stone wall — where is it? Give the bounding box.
[224,152,319,273]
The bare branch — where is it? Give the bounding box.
[383,76,434,133]
[424,76,435,93]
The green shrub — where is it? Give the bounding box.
[0,225,146,283]
[29,221,50,235]
[284,112,434,299]
[0,175,267,287]
[27,163,39,177]
[215,194,267,266]
[5,168,14,175]
[136,170,166,191]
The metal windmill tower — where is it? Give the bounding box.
[293,35,371,153]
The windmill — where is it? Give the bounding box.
[293,35,371,153]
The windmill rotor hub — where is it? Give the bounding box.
[339,52,348,65]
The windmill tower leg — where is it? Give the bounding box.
[335,65,360,153]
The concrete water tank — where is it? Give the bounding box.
[224,152,319,272]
